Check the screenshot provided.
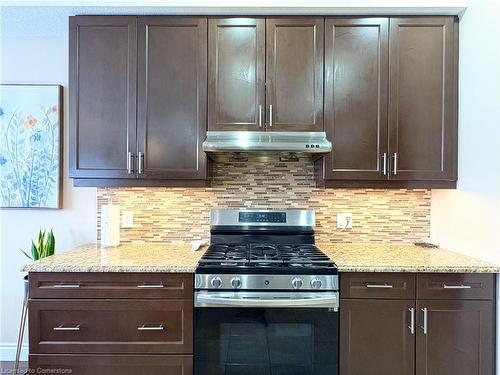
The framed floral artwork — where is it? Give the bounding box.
[0,84,63,208]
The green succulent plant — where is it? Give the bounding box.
[21,229,55,261]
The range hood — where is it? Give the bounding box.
[202,131,332,155]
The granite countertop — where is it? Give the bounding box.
[318,243,500,273]
[21,243,206,273]
[22,242,500,274]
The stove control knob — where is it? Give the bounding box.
[231,277,242,289]
[292,277,303,290]
[211,276,223,289]
[310,278,323,289]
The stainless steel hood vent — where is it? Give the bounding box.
[202,131,332,155]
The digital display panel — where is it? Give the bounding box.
[238,212,287,223]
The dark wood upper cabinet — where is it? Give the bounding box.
[68,15,459,187]
[416,300,495,375]
[69,16,137,179]
[340,299,415,375]
[208,18,265,131]
[324,18,388,180]
[266,18,324,131]
[137,17,207,180]
[389,17,458,180]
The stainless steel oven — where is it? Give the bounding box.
[194,209,339,375]
[195,291,339,375]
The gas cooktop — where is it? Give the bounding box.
[198,243,335,271]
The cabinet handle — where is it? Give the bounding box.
[138,324,164,331]
[137,152,144,174]
[408,308,415,334]
[365,283,393,289]
[393,152,398,175]
[382,153,387,176]
[137,284,164,289]
[269,105,273,128]
[442,284,472,289]
[258,105,263,128]
[421,308,428,334]
[54,324,81,331]
[127,151,134,174]
[52,284,80,289]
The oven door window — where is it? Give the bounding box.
[195,308,338,375]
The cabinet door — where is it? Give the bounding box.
[389,17,457,180]
[137,17,207,180]
[325,18,388,180]
[69,16,137,179]
[266,18,324,131]
[208,18,265,131]
[340,299,415,375]
[416,300,494,375]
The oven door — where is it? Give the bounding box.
[194,291,339,375]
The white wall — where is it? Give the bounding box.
[0,7,97,360]
[430,3,500,372]
[431,0,500,263]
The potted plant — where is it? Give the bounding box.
[21,229,56,261]
[16,229,56,373]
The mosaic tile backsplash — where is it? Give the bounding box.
[97,157,431,244]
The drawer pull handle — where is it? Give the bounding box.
[137,284,164,288]
[442,284,471,289]
[137,324,164,331]
[366,284,393,289]
[52,284,80,289]
[53,324,81,331]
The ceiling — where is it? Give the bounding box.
[1,0,468,16]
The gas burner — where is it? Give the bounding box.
[249,244,284,264]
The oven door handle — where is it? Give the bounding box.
[195,291,339,310]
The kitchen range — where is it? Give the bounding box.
[194,209,339,375]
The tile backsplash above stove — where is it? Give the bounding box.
[97,156,430,244]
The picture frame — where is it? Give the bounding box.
[0,84,63,209]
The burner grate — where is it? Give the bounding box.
[198,243,334,269]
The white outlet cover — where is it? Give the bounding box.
[336,212,353,229]
[122,211,134,228]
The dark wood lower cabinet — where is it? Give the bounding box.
[29,272,495,374]
[340,299,415,375]
[416,300,495,375]
[28,272,194,374]
[340,273,496,375]
[29,354,192,375]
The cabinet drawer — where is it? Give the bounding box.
[417,273,495,300]
[340,273,416,299]
[29,354,193,375]
[29,299,193,354]
[29,272,193,299]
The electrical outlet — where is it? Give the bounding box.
[336,212,353,229]
[122,211,134,228]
